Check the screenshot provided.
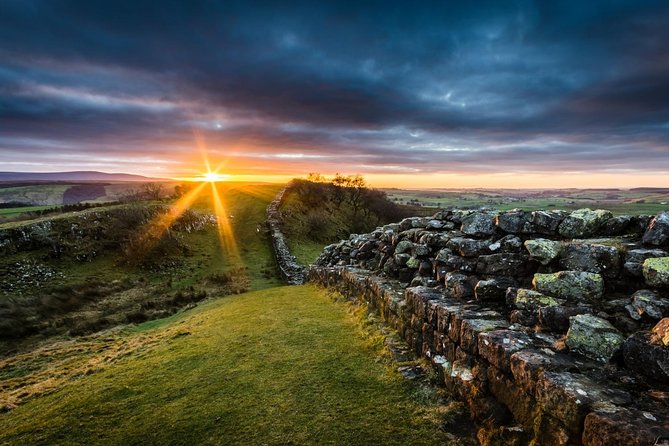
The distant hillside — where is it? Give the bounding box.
[0,171,166,182]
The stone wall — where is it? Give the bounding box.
[310,208,669,445]
[266,185,305,285]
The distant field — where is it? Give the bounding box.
[384,188,669,216]
[0,205,54,217]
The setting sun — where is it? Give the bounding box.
[201,172,230,182]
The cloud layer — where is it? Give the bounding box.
[1,0,669,182]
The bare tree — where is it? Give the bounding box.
[141,182,164,200]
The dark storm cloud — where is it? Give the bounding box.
[1,0,669,175]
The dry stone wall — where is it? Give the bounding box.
[266,186,305,285]
[310,208,669,445]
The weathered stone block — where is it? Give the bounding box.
[476,253,531,276]
[583,407,669,446]
[559,243,621,277]
[478,330,533,373]
[643,211,669,246]
[459,318,510,354]
[496,210,529,234]
[524,238,561,265]
[643,257,669,287]
[623,331,669,383]
[626,289,669,321]
[461,212,496,237]
[624,248,667,277]
[474,277,517,302]
[533,270,604,302]
[565,314,624,362]
[528,210,565,234]
[558,209,613,238]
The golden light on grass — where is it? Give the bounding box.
[134,132,243,266]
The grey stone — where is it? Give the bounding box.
[626,289,669,321]
[524,238,561,265]
[623,331,669,383]
[528,210,565,234]
[461,212,496,237]
[533,271,604,302]
[447,237,491,257]
[624,248,667,277]
[565,314,624,362]
[558,209,613,238]
[559,243,621,277]
[475,278,517,302]
[496,210,529,234]
[642,212,669,246]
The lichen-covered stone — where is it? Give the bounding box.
[533,271,604,302]
[406,256,420,269]
[559,243,621,277]
[558,209,613,238]
[643,256,669,287]
[514,288,564,310]
[461,212,496,237]
[642,211,669,246]
[524,238,561,265]
[566,314,624,362]
[394,240,413,254]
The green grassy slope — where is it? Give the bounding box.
[0,285,463,446]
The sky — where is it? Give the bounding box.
[1,0,669,188]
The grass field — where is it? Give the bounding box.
[385,188,669,216]
[0,285,470,446]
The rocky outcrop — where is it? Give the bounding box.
[311,208,669,445]
[266,186,305,285]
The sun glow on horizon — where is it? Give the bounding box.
[201,172,231,182]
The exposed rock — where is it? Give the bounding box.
[524,238,561,265]
[475,278,517,302]
[600,215,633,236]
[434,247,452,263]
[643,211,669,246]
[626,289,669,321]
[643,257,669,287]
[476,253,531,276]
[496,210,528,234]
[558,209,613,238]
[624,248,667,277]
[499,235,523,252]
[533,271,604,302]
[461,212,496,237]
[566,314,624,362]
[447,237,491,257]
[528,210,565,234]
[559,243,621,277]
[623,331,669,383]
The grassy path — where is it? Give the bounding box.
[0,285,466,445]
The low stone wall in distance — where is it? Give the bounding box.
[311,208,669,445]
[266,185,305,285]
